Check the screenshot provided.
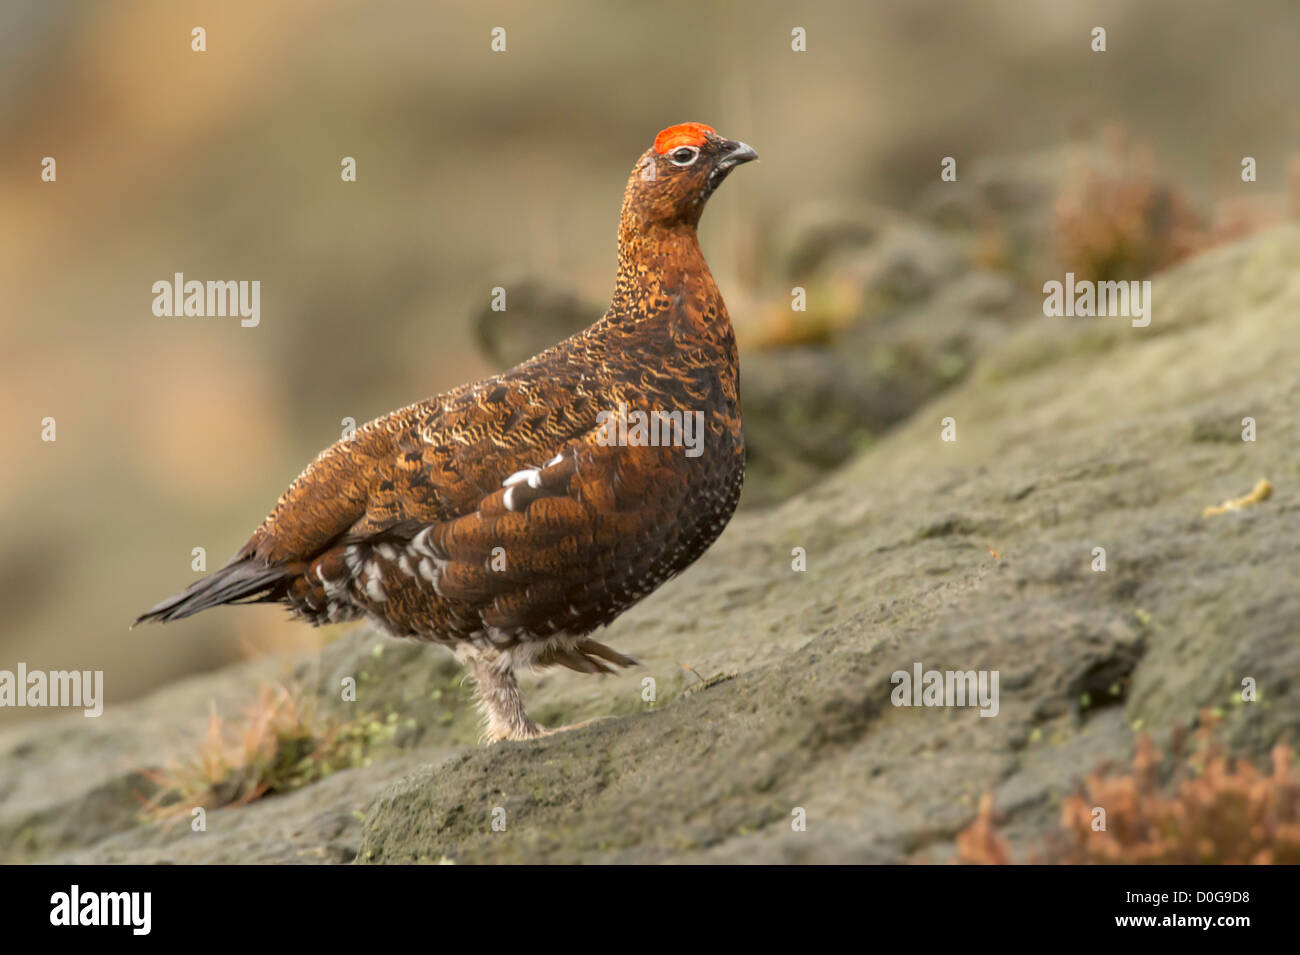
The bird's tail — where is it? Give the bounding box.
[133,557,293,626]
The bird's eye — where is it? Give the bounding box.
[669,146,699,166]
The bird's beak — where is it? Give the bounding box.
[699,138,758,203]
[718,141,759,171]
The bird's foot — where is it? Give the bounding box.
[534,716,604,738]
[482,716,604,744]
[481,718,543,744]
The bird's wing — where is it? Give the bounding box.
[135,362,603,624]
[243,361,603,562]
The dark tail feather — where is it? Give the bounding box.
[534,639,640,675]
[133,558,293,626]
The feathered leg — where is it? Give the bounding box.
[457,641,624,743]
[459,646,543,743]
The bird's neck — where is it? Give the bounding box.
[608,218,719,327]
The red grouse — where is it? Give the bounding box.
[137,123,757,742]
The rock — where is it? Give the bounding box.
[771,202,968,317]
[744,198,1030,507]
[916,146,1069,278]
[837,220,967,309]
[918,136,1209,286]
[741,266,1030,507]
[473,275,601,370]
[771,200,884,280]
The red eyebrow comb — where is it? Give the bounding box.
[654,122,716,154]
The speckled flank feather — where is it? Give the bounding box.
[137,125,757,741]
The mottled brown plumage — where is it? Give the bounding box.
[137,124,758,741]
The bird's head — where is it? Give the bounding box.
[622,123,758,230]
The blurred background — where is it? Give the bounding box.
[4,0,1298,725]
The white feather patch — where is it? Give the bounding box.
[502,467,539,488]
[411,527,436,557]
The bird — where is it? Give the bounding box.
[136,123,758,742]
